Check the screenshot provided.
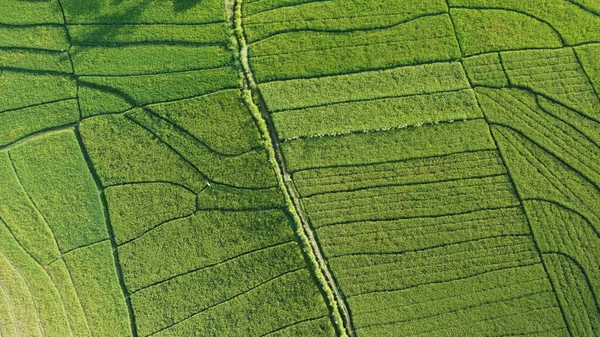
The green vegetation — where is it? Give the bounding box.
[2,0,599,336]
[249,15,460,81]
[259,62,470,111]
[451,8,562,55]
[448,0,600,45]
[462,52,509,87]
[273,89,481,140]
[281,119,495,171]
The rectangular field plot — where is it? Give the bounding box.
[248,14,461,81]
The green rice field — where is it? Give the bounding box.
[0,0,599,336]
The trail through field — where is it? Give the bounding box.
[231,0,355,335]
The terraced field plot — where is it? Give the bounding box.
[1,0,599,336]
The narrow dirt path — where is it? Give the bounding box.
[228,1,355,336]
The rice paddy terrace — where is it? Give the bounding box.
[0,0,599,336]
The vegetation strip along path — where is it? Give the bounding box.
[229,0,353,336]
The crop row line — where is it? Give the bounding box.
[341,255,539,295]
[321,220,525,251]
[146,267,305,337]
[72,124,138,337]
[525,198,599,238]
[320,213,522,243]
[0,249,47,337]
[307,197,518,225]
[337,241,534,277]
[483,88,599,158]
[330,234,530,261]
[463,41,600,61]
[493,125,600,234]
[490,120,600,194]
[543,251,600,315]
[251,34,454,59]
[354,274,546,317]
[306,176,510,208]
[347,262,540,300]
[346,258,540,298]
[259,59,463,87]
[0,66,72,77]
[317,205,520,230]
[71,40,228,48]
[0,277,19,336]
[244,10,413,25]
[450,5,565,46]
[5,153,84,336]
[362,299,557,335]
[259,315,328,337]
[117,212,196,247]
[271,87,471,114]
[291,148,496,174]
[572,47,600,101]
[80,65,232,78]
[47,238,110,266]
[301,172,506,198]
[472,69,575,335]
[247,12,447,45]
[0,98,77,116]
[141,107,264,158]
[0,46,66,53]
[244,0,332,18]
[280,115,479,142]
[124,113,277,191]
[497,90,600,168]
[357,289,552,331]
[0,20,226,27]
[131,240,295,294]
[296,150,498,182]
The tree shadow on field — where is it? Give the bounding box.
[61,0,204,57]
[173,0,201,12]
